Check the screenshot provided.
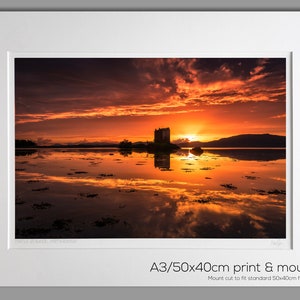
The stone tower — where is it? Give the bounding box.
[154,127,170,144]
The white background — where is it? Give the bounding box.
[0,12,299,286]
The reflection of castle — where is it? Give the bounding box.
[154,153,170,170]
[154,127,170,143]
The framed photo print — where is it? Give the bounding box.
[0,12,299,286]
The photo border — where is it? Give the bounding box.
[8,51,292,250]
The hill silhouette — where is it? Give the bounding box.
[176,134,285,148]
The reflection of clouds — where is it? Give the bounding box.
[191,214,263,238]
[270,176,286,182]
[16,171,200,196]
[17,170,286,210]
[16,170,285,238]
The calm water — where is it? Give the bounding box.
[15,148,286,238]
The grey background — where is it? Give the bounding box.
[0,0,299,298]
[0,287,298,299]
[0,0,300,10]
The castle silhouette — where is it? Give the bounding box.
[154,127,170,144]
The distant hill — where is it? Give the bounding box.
[176,134,286,148]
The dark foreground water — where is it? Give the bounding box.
[15,148,286,238]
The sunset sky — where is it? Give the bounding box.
[15,58,286,145]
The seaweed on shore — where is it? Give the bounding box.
[27,180,40,183]
[32,187,49,192]
[181,168,195,172]
[193,198,212,204]
[94,217,120,227]
[32,202,53,210]
[16,200,26,205]
[98,173,114,177]
[268,189,286,195]
[244,175,259,180]
[52,219,72,231]
[220,183,237,190]
[252,188,267,195]
[79,192,98,198]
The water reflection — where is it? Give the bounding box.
[15,149,37,156]
[154,153,171,170]
[207,149,285,161]
[15,148,286,239]
[119,149,132,157]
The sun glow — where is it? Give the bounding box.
[185,134,198,142]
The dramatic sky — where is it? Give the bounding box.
[15,58,286,145]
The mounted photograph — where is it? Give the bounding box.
[14,57,287,240]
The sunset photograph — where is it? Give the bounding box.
[15,57,286,239]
